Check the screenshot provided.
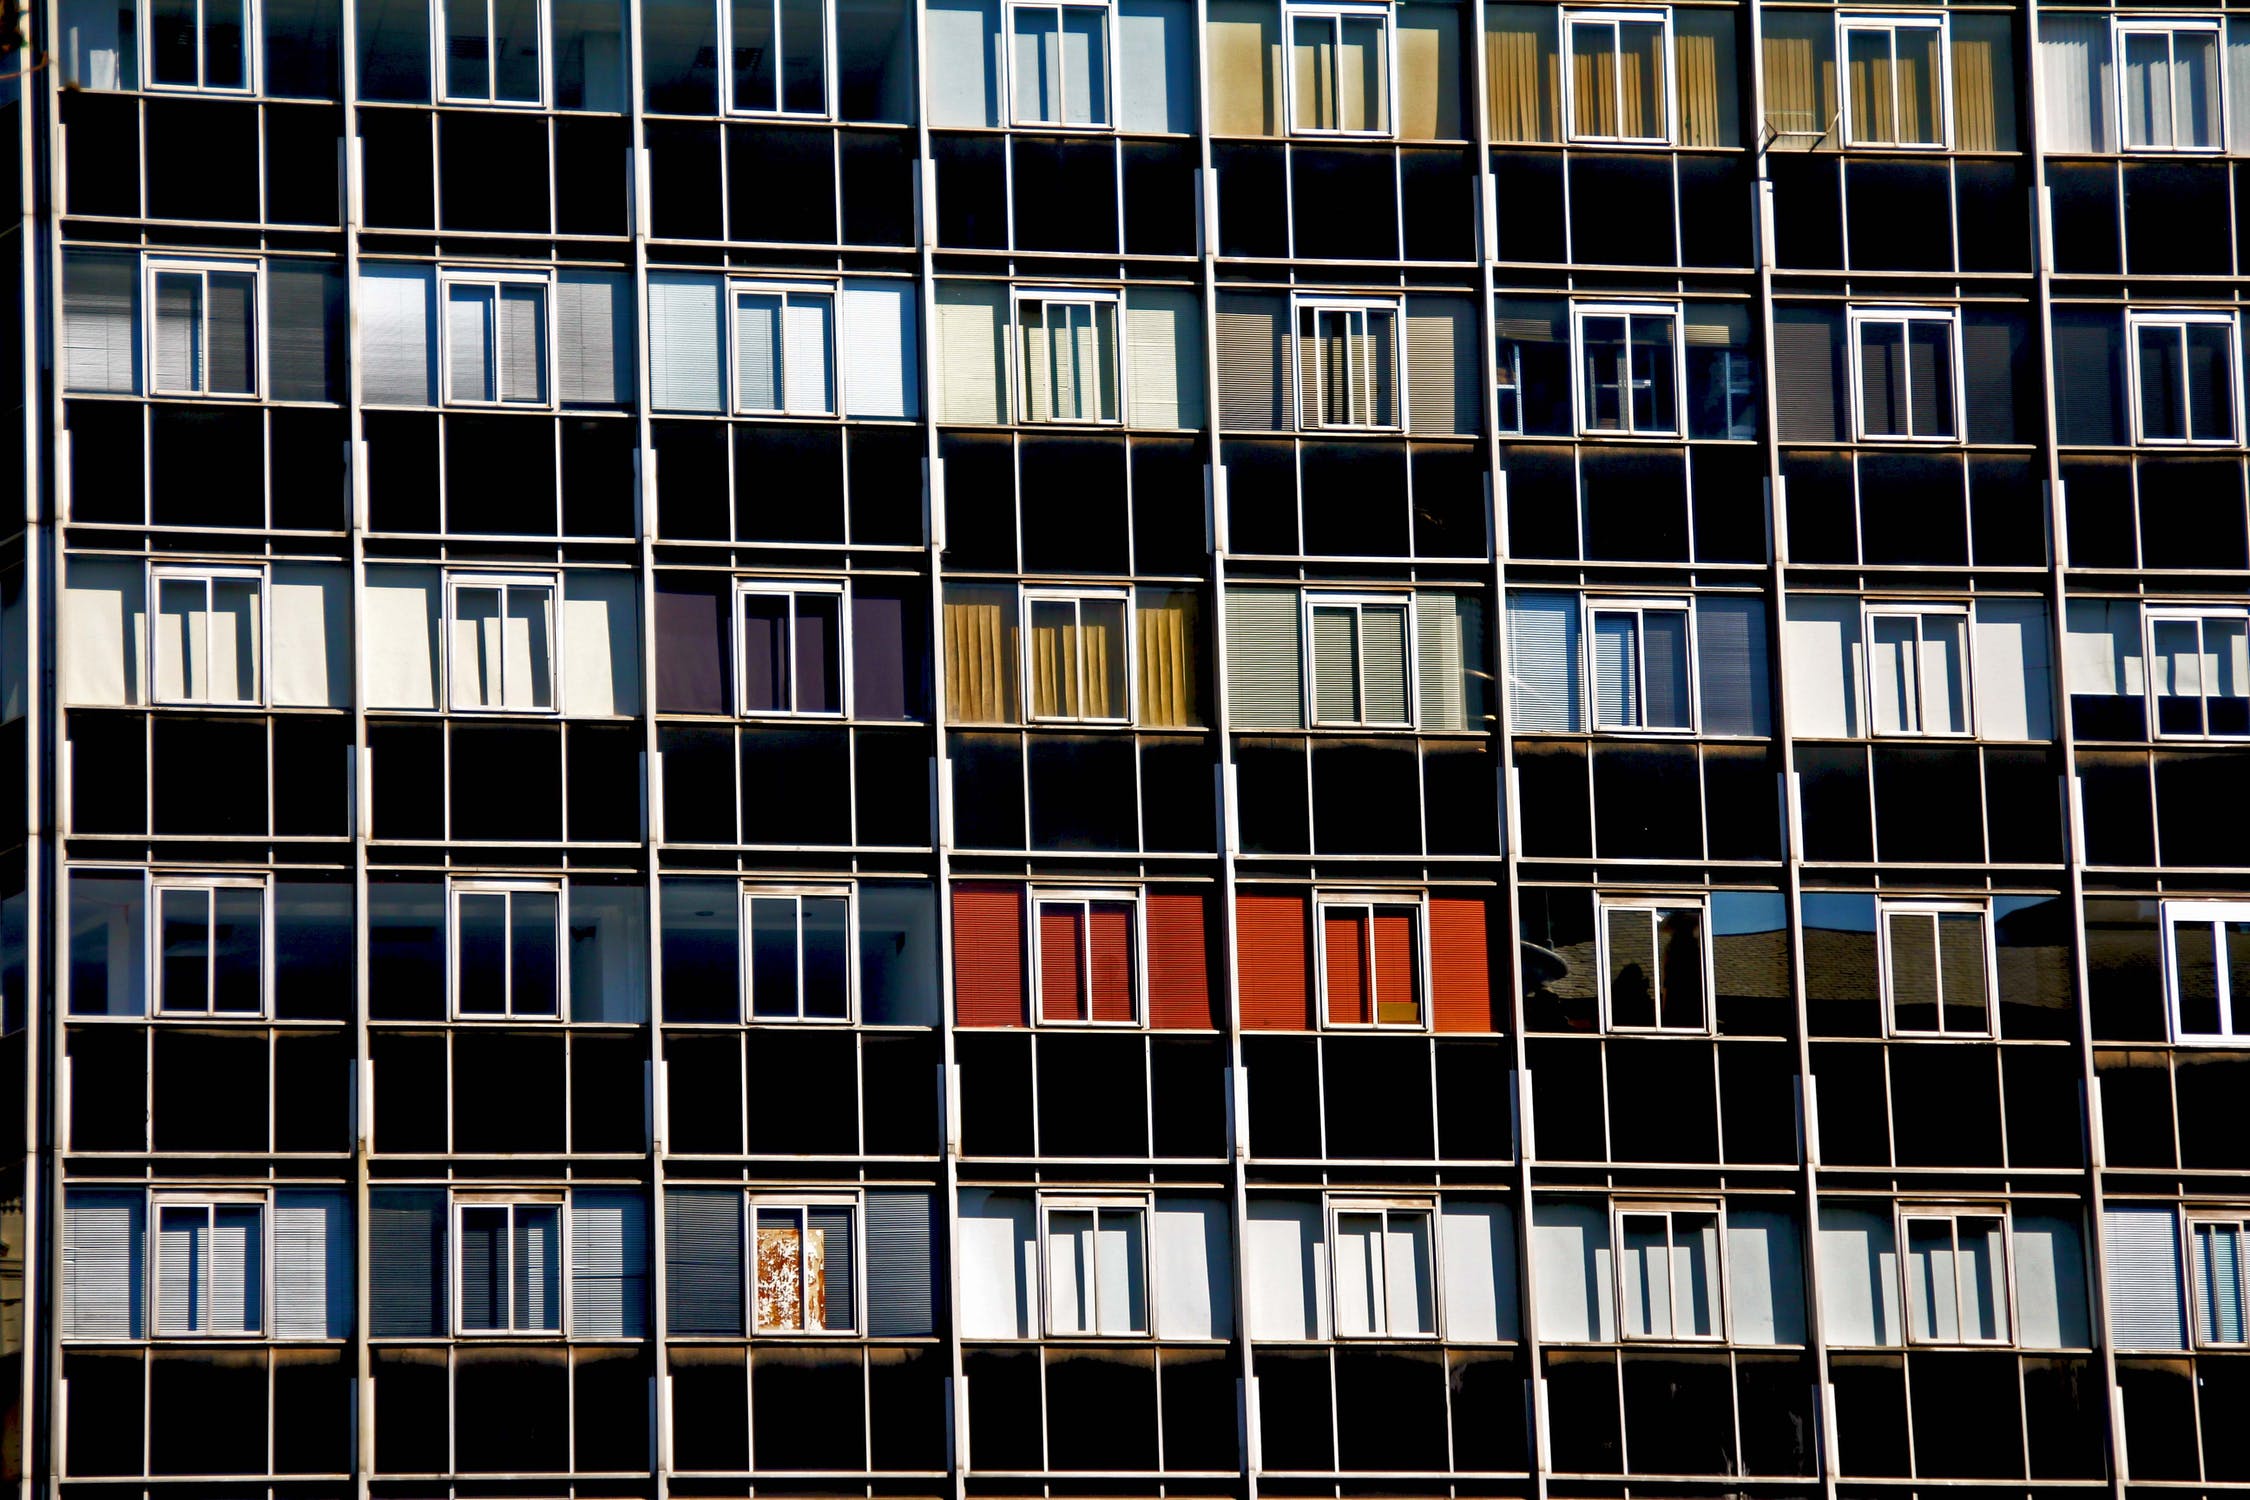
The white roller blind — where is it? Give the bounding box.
[1973,598,2053,741]
[63,1190,143,1340]
[1226,587,1304,729]
[2064,598,2145,698]
[926,0,1001,124]
[1437,1200,1517,1341]
[1151,1197,1233,1340]
[1816,1205,1901,1346]
[840,278,918,418]
[934,282,1009,424]
[1530,1199,1614,1342]
[1725,1206,1805,1345]
[1117,0,1193,131]
[1505,590,1580,732]
[556,270,629,406]
[648,272,725,412]
[956,1189,1036,1338]
[2039,15,2111,152]
[360,264,435,406]
[2012,1211,2088,1350]
[363,565,442,709]
[62,249,139,394]
[1782,595,1863,737]
[1125,286,1203,430]
[1244,1198,1325,1340]
[274,1190,351,1338]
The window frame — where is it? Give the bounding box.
[1302,591,1418,729]
[148,564,268,708]
[451,1193,569,1337]
[722,0,837,117]
[733,579,851,718]
[1037,1194,1153,1338]
[1282,0,1398,137]
[1610,1198,1728,1343]
[728,279,840,418]
[1860,601,1976,738]
[144,258,265,400]
[1835,12,1952,150]
[1895,1203,2016,1348]
[2113,18,2226,155]
[434,0,550,105]
[1293,293,1407,432]
[1846,306,1965,443]
[1570,300,1687,437]
[150,1190,269,1339]
[150,874,271,1019]
[1561,7,1676,145]
[1313,891,1431,1032]
[2188,1210,2250,1348]
[447,877,566,1021]
[737,883,859,1024]
[437,268,556,410]
[443,570,563,715]
[1021,586,1135,725]
[1011,287,1125,426]
[2144,605,2250,739]
[1593,894,1714,1035]
[1325,1195,1440,1338]
[2126,309,2243,447]
[1580,595,1697,734]
[140,0,259,93]
[2161,898,2250,1044]
[1004,0,1118,129]
[745,1192,864,1335]
[1876,898,1998,1039]
[1029,887,1146,1027]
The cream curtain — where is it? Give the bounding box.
[1484,4,1557,141]
[1671,11,1738,147]
[943,588,1018,723]
[1950,16,2015,151]
[1028,603,1118,718]
[1136,590,1201,727]
[1760,14,1836,148]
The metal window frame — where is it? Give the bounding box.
[2113,18,2226,154]
[1020,585,1135,725]
[1027,886,1147,1027]
[1003,0,1119,130]
[431,0,552,105]
[1861,600,1977,738]
[147,563,269,707]
[1036,1193,1154,1338]
[2125,309,2243,447]
[733,578,852,718]
[2187,1210,2250,1348]
[720,0,839,117]
[1312,890,1432,1031]
[1895,1202,2017,1348]
[140,0,260,93]
[737,882,860,1024]
[443,569,564,715]
[1581,594,1698,733]
[1281,0,1399,137]
[1876,897,1998,1039]
[1010,287,1125,426]
[1494,335,1525,435]
[149,1190,270,1339]
[1592,893,1715,1035]
[1292,293,1407,432]
[1610,1197,1729,1342]
[1324,1195,1441,1339]
[144,257,265,400]
[149,873,272,1019]
[2144,605,2250,740]
[1559,7,1677,145]
[1845,306,1966,443]
[450,1192,570,1337]
[2160,898,2250,1044]
[728,279,841,418]
[436,268,557,410]
[1570,301,1687,438]
[1302,590,1418,729]
[744,1192,866,1335]
[1834,11,1953,150]
[446,877,567,1021]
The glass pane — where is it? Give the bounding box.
[1062,6,1106,124]
[210,1205,260,1333]
[801,895,850,1020]
[1088,902,1137,1023]
[445,0,493,97]
[1606,906,1657,1029]
[1333,1211,1383,1335]
[1905,1218,1958,1342]
[756,1208,806,1331]
[1869,615,1918,733]
[1041,902,1089,1021]
[1581,314,1625,430]
[1907,320,1955,437]
[1323,907,1370,1025]
[1921,614,1969,733]
[154,271,204,393]
[491,0,541,100]
[1013,6,1058,120]
[503,584,553,710]
[1310,606,1360,723]
[2153,617,2203,743]
[2185,323,2235,440]
[150,0,200,83]
[749,896,801,1018]
[732,0,776,110]
[1383,1211,1434,1335]
[1936,912,1989,1033]
[205,272,255,395]
[734,292,783,410]
[2198,1223,2246,1344]
[1337,14,1385,131]
[740,594,789,711]
[1570,20,1616,136]
[452,585,502,708]
[783,293,834,414]
[2138,323,2186,440]
[796,593,841,714]
[1074,597,1124,719]
[1896,25,1940,144]
[510,890,559,1017]
[2207,618,2248,708]
[1643,608,1690,729]
[1046,1208,1096,1333]
[807,1206,854,1330]
[1360,604,1407,724]
[209,578,259,702]
[778,0,825,111]
[155,576,204,701]
[512,1205,560,1330]
[1363,307,1396,425]
[1859,320,1906,436]
[212,886,263,1014]
[1619,1213,1672,1336]
[1674,1213,1720,1337]
[160,886,212,1013]
[1656,906,1705,1031]
[1845,27,1893,141]
[1291,15,1332,130]
[1591,611,1640,727]
[1316,308,1354,424]
[459,1205,508,1330]
[1960,1216,2007,1341]
[1371,907,1419,1025]
[2229,921,2250,1037]
[457,892,509,1014]
[1887,912,1939,1031]
[2177,31,2220,148]
[1029,599,1078,718]
[1630,314,1676,431]
[158,1206,207,1332]
[2123,31,2172,148]
[1092,301,1120,420]
[447,283,497,403]
[2177,918,2222,1035]
[1095,1208,1147,1334]
[1619,19,1662,137]
[497,285,546,404]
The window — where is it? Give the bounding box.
[1331,1201,1435,1336]
[440,0,544,103]
[1296,298,1400,429]
[1033,892,1140,1024]
[1839,14,1948,147]
[1025,591,1130,722]
[2192,1214,2249,1346]
[1306,595,1413,727]
[1010,1,1110,126]
[2117,21,2221,152]
[2148,609,2250,737]
[1017,291,1120,424]
[753,1199,858,1332]
[442,273,550,407]
[1318,896,1425,1028]
[1597,898,1709,1033]
[1287,2,1391,134]
[151,567,262,705]
[154,878,267,1017]
[743,887,853,1021]
[154,1197,263,1336]
[737,583,845,716]
[1880,901,1993,1036]
[733,284,836,416]
[728,0,830,114]
[455,1199,563,1334]
[1901,1208,2010,1345]
[1585,598,1693,731]
[1616,1203,1721,1339]
[148,262,258,397]
[1851,309,1960,441]
[1495,337,1524,434]
[1565,10,1670,143]
[147,0,252,90]
[1042,1199,1148,1335]
[2129,312,2239,445]
[1574,304,1681,435]
[1864,604,1972,737]
[447,573,558,712]
[451,881,561,1019]
[2163,900,2250,1043]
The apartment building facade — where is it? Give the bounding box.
[1,0,2248,1490]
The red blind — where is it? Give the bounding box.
[1089,903,1136,1023]
[953,884,1026,1027]
[1373,909,1420,1025]
[1323,907,1370,1025]
[1237,893,1312,1030]
[1430,896,1495,1032]
[1038,903,1086,1022]
[1146,891,1217,1029]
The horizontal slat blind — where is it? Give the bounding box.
[866,1189,935,1335]
[1770,307,1842,443]
[1404,294,1477,436]
[648,272,725,412]
[1225,587,1303,729]
[62,1190,142,1339]
[1417,591,1465,730]
[1124,286,1203,430]
[556,270,631,407]
[1146,890,1217,1029]
[952,883,1026,1026]
[572,1188,648,1338]
[1505,590,1580,732]
[665,1188,744,1336]
[62,249,138,394]
[1215,292,1289,429]
[1237,891,1311,1029]
[1429,897,1494,1032]
[267,259,342,403]
[274,1189,351,1338]
[934,282,1008,424]
[359,264,435,406]
[2104,1204,2186,1350]
[840,278,919,418]
[1694,595,1770,736]
[368,1188,446,1336]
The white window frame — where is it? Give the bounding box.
[150,1191,269,1338]
[1021,586,1135,725]
[433,0,550,105]
[738,884,858,1023]
[734,580,851,718]
[721,0,837,117]
[1313,891,1431,1031]
[1038,1194,1152,1338]
[1570,301,1687,437]
[2161,899,2250,1044]
[1611,1199,1728,1342]
[2114,19,2226,154]
[1846,307,1965,443]
[148,564,268,707]
[1581,595,1697,733]
[1876,898,1998,1039]
[2144,605,2250,740]
[1282,0,1398,137]
[447,878,566,1021]
[1861,601,1976,738]
[140,0,259,92]
[1004,0,1118,129]
[1495,335,1525,436]
[150,874,271,1019]
[1326,1196,1440,1338]
[145,258,264,400]
[438,268,556,409]
[2126,310,2244,447]
[451,1194,568,1337]
[444,570,563,715]
[1593,894,1714,1035]
[1896,1203,2015,1347]
[1293,294,1407,432]
[729,280,840,418]
[745,1193,864,1335]
[1029,888,1146,1027]
[1835,12,1952,149]
[2188,1210,2250,1349]
[1302,591,1418,729]
[1561,8,1675,145]
[1011,288,1125,426]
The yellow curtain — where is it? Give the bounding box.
[1761,18,1836,148]
[1674,28,1719,146]
[1029,611,1073,717]
[943,592,1017,723]
[1484,6,1556,141]
[1571,34,1611,135]
[1080,618,1113,718]
[1028,605,1118,718]
[1616,31,1648,137]
[1950,18,2014,151]
[1136,590,1201,728]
